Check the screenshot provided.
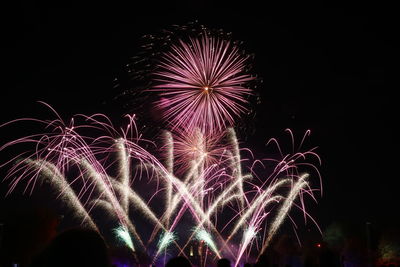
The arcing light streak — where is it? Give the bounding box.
[110,179,168,237]
[227,128,246,209]
[116,138,130,213]
[179,173,253,255]
[162,131,174,228]
[156,231,177,256]
[1,111,321,266]
[80,159,144,247]
[227,177,293,241]
[195,229,221,258]
[114,225,135,251]
[234,226,258,267]
[259,173,310,256]
[24,159,98,231]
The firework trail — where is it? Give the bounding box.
[0,111,321,265]
[195,228,221,258]
[156,231,176,257]
[114,225,135,251]
[162,131,174,228]
[24,159,99,231]
[259,173,310,256]
[227,128,246,210]
[235,225,259,267]
[116,138,131,213]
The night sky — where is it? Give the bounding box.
[1,2,398,259]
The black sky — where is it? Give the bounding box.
[1,2,398,242]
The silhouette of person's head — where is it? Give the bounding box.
[217,258,231,267]
[31,228,110,267]
[255,254,270,267]
[165,256,191,267]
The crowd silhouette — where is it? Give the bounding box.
[24,227,397,267]
[25,227,273,267]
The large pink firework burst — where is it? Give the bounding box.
[152,33,255,135]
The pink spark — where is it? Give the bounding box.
[152,33,254,135]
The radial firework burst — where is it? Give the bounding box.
[163,127,227,174]
[152,33,255,135]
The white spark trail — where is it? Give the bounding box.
[259,173,310,256]
[116,138,130,213]
[26,159,99,231]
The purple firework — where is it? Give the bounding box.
[152,33,255,135]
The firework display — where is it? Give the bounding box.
[0,26,322,267]
[152,33,254,135]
